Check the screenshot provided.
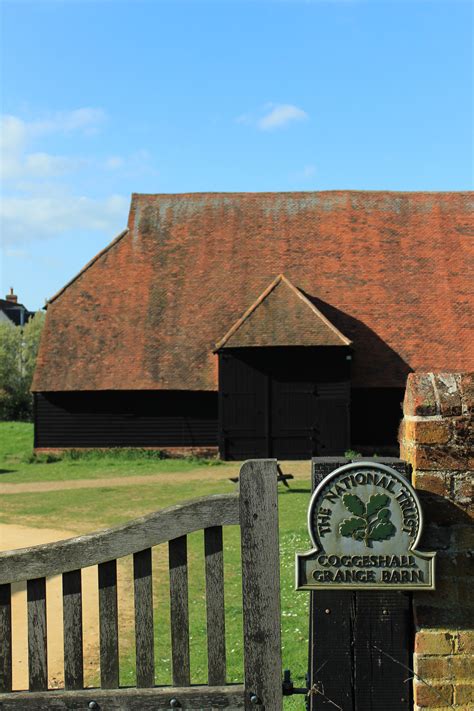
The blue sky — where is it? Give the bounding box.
[1,0,472,310]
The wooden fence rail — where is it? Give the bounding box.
[0,460,282,710]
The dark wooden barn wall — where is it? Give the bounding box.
[34,391,218,449]
[34,386,404,454]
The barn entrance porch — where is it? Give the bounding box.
[215,274,352,461]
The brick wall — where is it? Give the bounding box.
[399,373,473,710]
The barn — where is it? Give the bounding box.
[32,191,473,459]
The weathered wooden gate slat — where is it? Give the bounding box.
[0,583,12,693]
[240,460,283,711]
[27,577,48,691]
[0,684,246,709]
[133,548,155,688]
[169,535,191,687]
[204,525,227,686]
[98,560,119,689]
[62,570,83,690]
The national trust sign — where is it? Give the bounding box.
[296,462,436,590]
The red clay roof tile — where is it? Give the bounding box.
[32,190,474,391]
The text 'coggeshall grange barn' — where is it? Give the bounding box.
[32,191,474,460]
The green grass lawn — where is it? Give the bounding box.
[0,422,313,708]
[0,421,230,483]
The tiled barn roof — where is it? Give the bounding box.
[33,191,474,391]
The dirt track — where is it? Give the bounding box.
[0,469,236,495]
[0,461,309,496]
[0,524,135,690]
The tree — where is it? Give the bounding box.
[0,311,45,420]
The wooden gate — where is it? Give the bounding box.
[0,461,282,710]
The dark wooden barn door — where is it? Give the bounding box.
[271,381,349,460]
[219,348,350,460]
[314,383,350,457]
[271,379,318,459]
[218,352,268,459]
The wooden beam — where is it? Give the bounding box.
[0,494,239,585]
[98,561,119,689]
[27,578,48,691]
[169,536,190,687]
[0,584,12,693]
[133,549,155,688]
[204,526,226,686]
[62,570,84,690]
[240,459,283,710]
[0,684,246,709]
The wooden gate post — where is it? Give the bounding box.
[240,459,283,711]
[309,457,413,711]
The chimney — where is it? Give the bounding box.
[6,288,18,304]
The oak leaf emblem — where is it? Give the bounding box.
[339,493,396,547]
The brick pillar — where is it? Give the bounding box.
[399,373,473,710]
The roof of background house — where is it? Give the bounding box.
[32,190,474,392]
[0,298,34,326]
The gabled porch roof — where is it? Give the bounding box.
[214,274,352,351]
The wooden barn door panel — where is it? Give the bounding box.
[271,379,318,459]
[219,352,268,459]
[271,381,350,459]
[314,383,350,456]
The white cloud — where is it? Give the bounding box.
[0,109,152,246]
[1,108,106,147]
[21,108,106,138]
[1,193,129,244]
[40,108,106,134]
[0,109,105,181]
[1,115,26,153]
[24,152,82,177]
[236,103,309,131]
[258,104,309,130]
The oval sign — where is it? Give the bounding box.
[296,462,435,590]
